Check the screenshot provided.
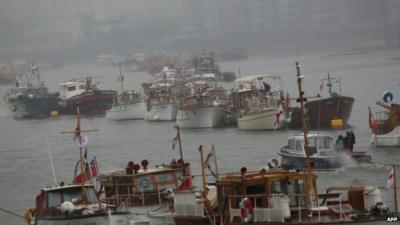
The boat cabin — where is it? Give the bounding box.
[59,80,86,100]
[232,74,284,112]
[281,133,336,156]
[179,95,213,111]
[216,168,384,224]
[35,184,99,218]
[98,160,192,208]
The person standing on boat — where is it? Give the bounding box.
[336,135,345,150]
[347,131,356,151]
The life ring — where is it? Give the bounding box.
[240,197,254,224]
[383,91,394,103]
[139,178,151,189]
[23,208,36,224]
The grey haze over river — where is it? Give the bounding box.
[1,46,400,224]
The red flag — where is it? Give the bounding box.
[74,159,99,184]
[172,136,178,150]
[368,107,376,133]
[178,175,193,191]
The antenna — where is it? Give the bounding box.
[46,137,57,185]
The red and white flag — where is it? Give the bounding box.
[172,136,178,150]
[387,168,395,189]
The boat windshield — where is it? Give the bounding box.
[308,136,333,154]
[47,186,98,207]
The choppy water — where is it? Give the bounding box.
[1,46,400,224]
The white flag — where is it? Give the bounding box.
[79,136,89,147]
[387,168,394,189]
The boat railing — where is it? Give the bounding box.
[103,183,169,207]
[226,192,346,223]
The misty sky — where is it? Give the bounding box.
[0,0,399,64]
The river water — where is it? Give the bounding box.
[1,46,400,224]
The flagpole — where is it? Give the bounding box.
[176,125,184,166]
[46,137,57,185]
[212,145,219,179]
[394,164,398,214]
[76,103,87,203]
[199,145,207,194]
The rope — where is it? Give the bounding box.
[0,207,25,220]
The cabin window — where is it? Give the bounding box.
[87,188,98,203]
[287,179,305,207]
[271,181,287,194]
[287,139,295,150]
[246,184,265,207]
[295,140,303,152]
[79,85,85,90]
[318,137,331,149]
[67,86,76,91]
[63,189,82,203]
[47,191,62,207]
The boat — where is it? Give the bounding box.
[289,74,355,129]
[98,159,193,225]
[214,62,392,225]
[232,74,289,130]
[58,77,116,115]
[176,81,227,128]
[106,66,146,120]
[3,64,59,118]
[369,92,400,147]
[278,132,372,170]
[24,104,133,225]
[189,51,236,82]
[144,69,184,121]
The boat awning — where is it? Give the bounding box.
[235,73,281,83]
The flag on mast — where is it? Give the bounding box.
[387,168,395,189]
[172,135,178,150]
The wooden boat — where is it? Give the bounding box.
[289,74,354,129]
[98,159,192,225]
[176,81,228,128]
[278,133,371,170]
[24,104,132,225]
[369,98,400,147]
[232,74,289,130]
[58,77,116,115]
[144,72,184,121]
[214,62,392,225]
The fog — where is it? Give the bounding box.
[0,0,399,64]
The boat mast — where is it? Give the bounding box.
[295,62,317,206]
[61,102,98,203]
[393,164,398,214]
[118,64,124,92]
[74,103,87,203]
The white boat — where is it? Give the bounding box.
[176,96,225,128]
[106,101,147,120]
[233,74,289,130]
[106,66,147,121]
[369,100,400,147]
[145,103,177,121]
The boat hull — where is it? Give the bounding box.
[289,96,355,129]
[278,151,372,170]
[237,109,285,130]
[36,212,131,225]
[371,126,400,147]
[59,90,116,115]
[145,104,177,121]
[106,102,147,120]
[14,94,59,118]
[176,106,225,128]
